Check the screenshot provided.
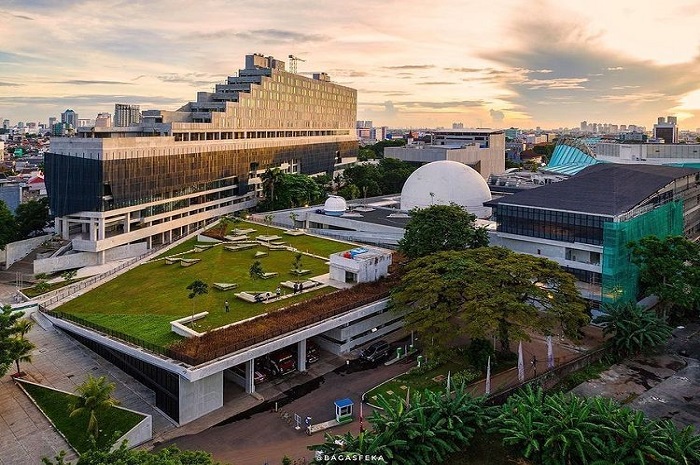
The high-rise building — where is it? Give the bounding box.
[46,53,357,265]
[94,113,112,128]
[2,119,9,130]
[114,104,141,127]
[48,117,57,128]
[452,122,464,129]
[580,121,587,131]
[667,116,678,125]
[653,115,678,144]
[77,118,93,128]
[60,109,78,128]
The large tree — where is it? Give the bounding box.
[14,197,50,239]
[1,305,35,377]
[260,170,324,211]
[391,248,589,353]
[0,200,17,250]
[628,235,700,315]
[398,203,489,259]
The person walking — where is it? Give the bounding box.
[224,300,230,313]
[276,286,281,298]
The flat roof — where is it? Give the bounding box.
[494,164,700,216]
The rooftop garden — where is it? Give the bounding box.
[52,222,350,348]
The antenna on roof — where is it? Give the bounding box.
[288,55,306,74]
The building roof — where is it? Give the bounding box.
[494,164,700,216]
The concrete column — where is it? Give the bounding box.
[97,250,106,265]
[297,339,307,373]
[62,218,70,238]
[89,220,98,242]
[245,359,255,394]
[178,372,224,425]
[124,211,130,233]
[146,236,152,249]
[167,229,173,243]
[97,218,105,241]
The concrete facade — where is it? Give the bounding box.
[594,141,700,165]
[3,235,51,270]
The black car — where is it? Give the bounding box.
[360,340,391,363]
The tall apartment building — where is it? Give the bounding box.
[653,116,679,144]
[60,109,78,128]
[113,103,141,127]
[45,53,357,268]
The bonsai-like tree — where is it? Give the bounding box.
[249,261,265,279]
[69,375,119,439]
[186,280,209,323]
[292,253,304,274]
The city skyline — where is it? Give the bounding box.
[1,0,700,129]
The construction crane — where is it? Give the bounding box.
[288,54,306,74]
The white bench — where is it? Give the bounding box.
[235,291,275,303]
[213,283,238,291]
[180,258,201,267]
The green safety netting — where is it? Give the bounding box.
[601,201,684,304]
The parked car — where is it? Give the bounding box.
[229,364,269,385]
[360,340,390,363]
[306,341,320,364]
[269,349,297,376]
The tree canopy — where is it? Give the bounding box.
[391,248,589,353]
[398,203,489,259]
[260,169,325,211]
[628,235,700,315]
[0,305,35,377]
[339,158,416,199]
[14,197,50,238]
[594,301,672,357]
[0,200,17,250]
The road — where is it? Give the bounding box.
[164,358,414,465]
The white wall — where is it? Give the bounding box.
[112,410,152,450]
[178,371,224,425]
[33,243,147,274]
[4,235,51,270]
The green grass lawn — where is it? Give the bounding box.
[56,223,351,347]
[21,382,145,454]
[22,278,84,298]
[365,359,479,405]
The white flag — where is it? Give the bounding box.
[485,356,491,396]
[547,335,555,369]
[446,370,451,394]
[517,342,525,382]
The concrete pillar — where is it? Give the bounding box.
[146,236,152,249]
[124,211,130,233]
[97,218,105,241]
[178,372,224,425]
[62,218,70,238]
[167,229,173,243]
[89,220,98,242]
[297,339,307,373]
[245,359,255,394]
[97,250,106,265]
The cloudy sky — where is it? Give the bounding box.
[1,0,700,130]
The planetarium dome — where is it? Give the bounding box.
[324,195,347,216]
[400,160,492,217]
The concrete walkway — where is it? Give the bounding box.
[0,316,176,465]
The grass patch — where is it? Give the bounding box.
[22,279,84,298]
[365,359,478,404]
[551,359,613,392]
[55,222,349,347]
[21,382,144,454]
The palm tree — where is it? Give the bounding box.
[15,319,33,339]
[69,375,119,438]
[594,301,672,356]
[186,280,209,324]
[8,338,34,375]
[309,430,404,464]
[261,168,283,209]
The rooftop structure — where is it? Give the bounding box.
[42,221,400,425]
[488,164,700,303]
[384,129,505,179]
[44,53,357,273]
[400,160,492,217]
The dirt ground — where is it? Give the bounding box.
[571,323,700,429]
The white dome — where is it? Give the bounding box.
[400,161,492,217]
[324,195,347,216]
